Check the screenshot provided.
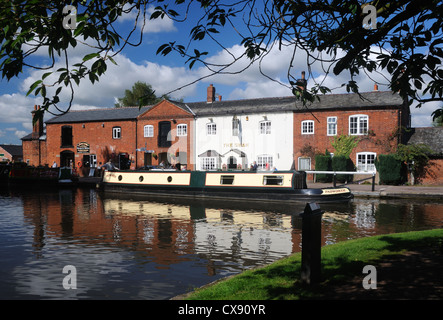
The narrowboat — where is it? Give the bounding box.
[101,170,353,203]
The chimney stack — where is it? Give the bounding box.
[207,84,215,103]
[31,105,44,139]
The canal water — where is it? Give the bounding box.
[0,186,442,300]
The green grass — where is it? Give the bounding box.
[183,228,443,300]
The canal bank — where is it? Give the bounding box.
[173,228,443,300]
[307,182,443,200]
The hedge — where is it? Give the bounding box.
[314,154,332,182]
[375,154,405,185]
[331,155,354,183]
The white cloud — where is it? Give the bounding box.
[118,5,177,33]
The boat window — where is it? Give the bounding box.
[263,175,284,186]
[220,175,235,185]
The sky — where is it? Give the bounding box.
[0,3,439,145]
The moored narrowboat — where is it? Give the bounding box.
[101,170,353,203]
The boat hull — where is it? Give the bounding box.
[102,170,353,203]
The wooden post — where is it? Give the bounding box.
[300,203,324,285]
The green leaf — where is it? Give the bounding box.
[26,80,42,96]
[82,52,100,62]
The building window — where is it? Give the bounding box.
[112,126,121,139]
[144,125,154,137]
[356,152,376,172]
[61,125,73,147]
[327,117,337,136]
[259,120,271,134]
[206,123,217,135]
[232,118,239,136]
[301,120,314,134]
[257,154,273,170]
[349,115,368,135]
[158,121,171,148]
[200,157,217,170]
[298,157,311,171]
[177,124,187,136]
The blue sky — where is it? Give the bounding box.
[0,3,438,145]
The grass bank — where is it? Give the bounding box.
[182,228,443,300]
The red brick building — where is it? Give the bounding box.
[22,101,196,175]
[292,90,410,180]
[136,100,195,170]
[23,86,438,184]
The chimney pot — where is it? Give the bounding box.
[374,83,378,91]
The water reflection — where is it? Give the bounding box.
[0,186,442,299]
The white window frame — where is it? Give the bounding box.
[327,116,337,136]
[301,120,314,134]
[200,157,217,171]
[298,157,311,171]
[257,154,273,170]
[206,123,217,135]
[356,152,376,172]
[112,126,121,139]
[177,124,187,136]
[349,115,368,135]
[259,120,271,135]
[144,125,154,137]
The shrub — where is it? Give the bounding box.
[314,154,332,182]
[332,155,354,182]
[375,154,405,185]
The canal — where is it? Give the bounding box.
[0,186,442,300]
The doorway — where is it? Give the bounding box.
[60,150,75,167]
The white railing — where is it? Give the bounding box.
[305,171,377,191]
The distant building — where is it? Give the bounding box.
[0,144,23,162]
[404,127,443,185]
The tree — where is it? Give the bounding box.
[395,143,434,185]
[1,0,442,121]
[432,107,443,126]
[330,134,359,158]
[115,81,165,107]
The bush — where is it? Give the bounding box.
[375,154,405,185]
[332,155,354,182]
[314,154,332,182]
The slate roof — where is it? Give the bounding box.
[405,127,443,156]
[0,144,23,156]
[45,106,151,124]
[43,91,404,124]
[184,91,404,116]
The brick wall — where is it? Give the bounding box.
[22,139,46,166]
[45,120,137,175]
[137,100,195,170]
[293,108,405,182]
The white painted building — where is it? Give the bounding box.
[186,85,297,171]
